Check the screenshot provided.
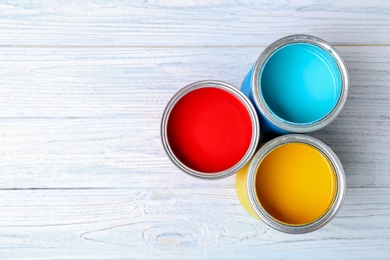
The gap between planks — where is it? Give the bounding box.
[0,186,388,191]
[1,44,390,49]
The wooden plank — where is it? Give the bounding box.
[0,187,388,259]
[0,116,389,189]
[1,1,389,258]
[0,47,243,118]
[310,116,390,188]
[0,117,231,189]
[0,46,389,188]
[1,1,390,46]
[0,46,389,118]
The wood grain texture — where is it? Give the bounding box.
[1,0,390,258]
[1,46,390,118]
[0,115,389,189]
[0,0,390,47]
[0,187,389,259]
[0,47,390,189]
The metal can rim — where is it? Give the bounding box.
[161,80,260,180]
[246,134,346,234]
[251,34,350,133]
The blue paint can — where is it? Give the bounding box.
[241,34,350,134]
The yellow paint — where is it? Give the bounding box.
[235,162,259,219]
[255,143,337,225]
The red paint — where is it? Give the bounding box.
[167,87,253,173]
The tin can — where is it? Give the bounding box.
[236,134,346,233]
[161,80,260,179]
[241,34,350,134]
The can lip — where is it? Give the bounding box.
[246,134,346,234]
[252,34,350,133]
[161,80,260,180]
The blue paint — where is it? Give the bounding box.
[241,69,288,135]
[260,43,341,124]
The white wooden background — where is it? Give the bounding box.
[1,0,390,259]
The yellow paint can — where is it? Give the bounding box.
[236,134,346,233]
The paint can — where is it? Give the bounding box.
[241,34,350,134]
[161,80,260,179]
[236,134,346,233]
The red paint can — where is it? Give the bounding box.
[161,80,260,179]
